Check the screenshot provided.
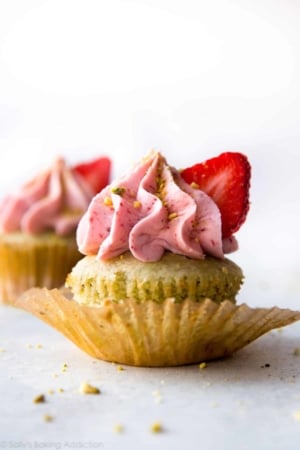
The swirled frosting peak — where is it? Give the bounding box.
[0,157,94,236]
[77,151,232,262]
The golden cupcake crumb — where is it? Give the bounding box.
[150,421,163,433]
[48,389,54,395]
[199,362,207,369]
[36,343,43,349]
[43,414,54,422]
[79,382,101,395]
[33,394,46,404]
[113,424,124,433]
[117,365,124,372]
[58,388,64,393]
[293,348,300,356]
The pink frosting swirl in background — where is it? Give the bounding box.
[0,158,94,236]
[77,151,237,262]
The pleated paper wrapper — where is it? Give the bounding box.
[0,235,81,304]
[16,288,300,367]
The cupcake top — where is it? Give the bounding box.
[0,156,111,237]
[77,151,251,262]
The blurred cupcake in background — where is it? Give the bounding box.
[0,155,111,304]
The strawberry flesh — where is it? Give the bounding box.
[73,157,111,194]
[180,152,251,238]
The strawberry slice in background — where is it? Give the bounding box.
[73,156,111,194]
[180,152,251,238]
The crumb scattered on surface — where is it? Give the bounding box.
[79,382,101,395]
[210,401,219,408]
[199,362,207,370]
[0,348,5,353]
[152,390,163,404]
[293,348,300,356]
[43,414,54,422]
[33,394,46,404]
[261,363,271,368]
[36,343,43,349]
[113,424,124,433]
[117,365,124,372]
[48,389,54,395]
[150,421,163,433]
[58,388,64,393]
[26,344,33,349]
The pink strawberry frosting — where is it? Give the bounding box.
[0,158,94,236]
[77,151,238,262]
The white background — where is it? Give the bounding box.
[1,0,300,308]
[1,2,300,448]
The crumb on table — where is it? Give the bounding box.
[113,424,124,433]
[79,382,101,395]
[150,421,163,433]
[43,414,54,422]
[33,394,46,404]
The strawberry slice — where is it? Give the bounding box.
[73,156,111,194]
[180,152,251,238]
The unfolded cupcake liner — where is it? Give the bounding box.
[16,287,300,366]
[0,235,82,304]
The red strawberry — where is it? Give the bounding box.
[73,156,111,194]
[180,152,251,238]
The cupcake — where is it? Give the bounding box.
[0,155,111,304]
[16,151,300,366]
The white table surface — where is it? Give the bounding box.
[1,282,300,450]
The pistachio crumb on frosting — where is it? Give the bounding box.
[168,212,178,221]
[133,200,142,209]
[104,196,113,206]
[111,186,126,196]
